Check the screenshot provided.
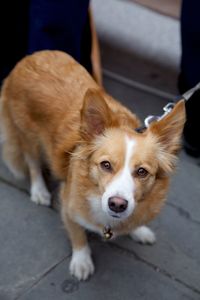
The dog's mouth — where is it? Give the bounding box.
[110,214,121,219]
[108,210,129,221]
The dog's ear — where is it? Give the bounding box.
[149,100,186,154]
[148,100,186,173]
[81,89,112,140]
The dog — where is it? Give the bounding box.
[0,50,185,281]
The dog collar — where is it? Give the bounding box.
[135,82,200,133]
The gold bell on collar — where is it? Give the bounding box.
[103,226,113,240]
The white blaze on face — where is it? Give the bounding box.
[102,135,136,219]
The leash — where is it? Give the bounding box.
[135,82,200,133]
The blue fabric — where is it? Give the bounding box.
[28,0,90,62]
[0,0,90,83]
[0,0,29,81]
[180,0,200,89]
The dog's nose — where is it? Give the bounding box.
[108,197,128,213]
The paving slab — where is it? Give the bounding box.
[103,74,169,121]
[100,42,179,96]
[92,0,180,69]
[92,0,180,94]
[168,151,200,223]
[17,242,199,300]
[0,182,70,300]
[113,216,200,295]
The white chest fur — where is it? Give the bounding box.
[74,194,120,236]
[74,213,101,235]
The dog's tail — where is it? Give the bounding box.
[0,89,28,179]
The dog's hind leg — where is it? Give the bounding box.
[25,154,51,206]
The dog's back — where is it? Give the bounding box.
[1,50,98,134]
[0,50,139,180]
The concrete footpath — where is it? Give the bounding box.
[0,1,200,299]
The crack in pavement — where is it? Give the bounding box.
[0,176,29,195]
[14,254,71,300]
[167,202,200,226]
[108,242,200,296]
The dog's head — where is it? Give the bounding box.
[80,89,186,223]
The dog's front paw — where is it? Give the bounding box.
[70,246,94,281]
[31,183,51,206]
[130,226,156,245]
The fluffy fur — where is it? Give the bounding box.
[0,50,186,280]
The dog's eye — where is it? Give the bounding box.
[136,167,148,178]
[100,161,112,172]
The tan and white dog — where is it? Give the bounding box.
[0,50,185,281]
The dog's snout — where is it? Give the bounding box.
[108,197,128,213]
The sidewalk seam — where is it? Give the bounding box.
[0,175,28,195]
[15,254,71,300]
[103,68,176,100]
[167,202,200,226]
[108,242,200,296]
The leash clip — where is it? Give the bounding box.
[136,81,200,133]
[163,102,175,113]
[144,102,175,128]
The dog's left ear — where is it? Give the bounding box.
[81,88,113,140]
[149,100,186,155]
